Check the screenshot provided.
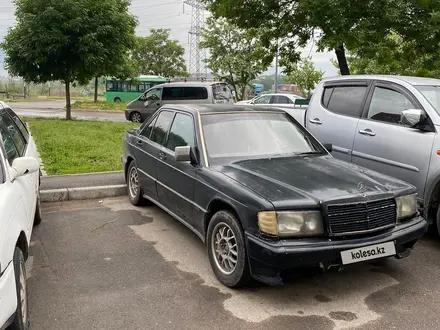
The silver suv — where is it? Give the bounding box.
[304,75,440,232]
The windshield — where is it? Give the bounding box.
[212,83,233,100]
[415,85,440,113]
[201,112,324,165]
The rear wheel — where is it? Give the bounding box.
[207,210,251,288]
[127,161,147,206]
[130,112,142,123]
[10,247,29,330]
[114,97,121,102]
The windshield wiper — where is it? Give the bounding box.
[297,150,325,156]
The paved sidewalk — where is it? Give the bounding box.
[41,171,125,190]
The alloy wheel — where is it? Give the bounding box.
[211,222,238,275]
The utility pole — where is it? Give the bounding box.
[274,39,279,93]
[184,0,206,80]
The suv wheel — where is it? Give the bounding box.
[10,247,29,330]
[33,190,42,226]
[127,161,146,206]
[207,210,251,288]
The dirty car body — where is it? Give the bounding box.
[122,104,428,287]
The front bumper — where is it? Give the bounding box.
[0,262,17,330]
[245,215,428,286]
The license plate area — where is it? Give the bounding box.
[340,241,396,265]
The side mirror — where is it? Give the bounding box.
[401,109,434,132]
[9,157,40,181]
[322,143,333,153]
[175,146,199,165]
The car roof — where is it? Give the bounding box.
[163,104,286,115]
[322,74,440,86]
[153,81,226,88]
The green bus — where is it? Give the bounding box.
[105,75,169,102]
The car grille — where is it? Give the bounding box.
[326,198,396,236]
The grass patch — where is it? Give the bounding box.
[71,100,127,111]
[25,117,139,175]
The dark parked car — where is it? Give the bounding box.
[122,104,428,288]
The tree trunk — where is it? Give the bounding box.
[65,77,72,120]
[94,77,98,103]
[335,44,350,75]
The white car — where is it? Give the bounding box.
[235,93,304,106]
[0,102,41,330]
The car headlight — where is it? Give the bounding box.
[258,211,324,237]
[396,194,417,221]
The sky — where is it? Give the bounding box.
[0,0,338,78]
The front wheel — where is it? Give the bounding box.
[130,112,142,123]
[207,210,251,288]
[10,248,29,330]
[114,97,121,102]
[127,161,146,206]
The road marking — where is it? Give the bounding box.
[104,198,398,329]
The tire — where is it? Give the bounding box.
[127,161,146,206]
[130,112,142,123]
[10,247,29,330]
[33,191,42,226]
[435,205,440,237]
[114,97,121,102]
[207,210,251,288]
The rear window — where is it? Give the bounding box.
[323,86,367,118]
[212,83,233,100]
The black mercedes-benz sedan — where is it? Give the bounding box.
[122,104,428,288]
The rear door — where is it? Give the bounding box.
[134,110,175,201]
[352,81,435,199]
[306,81,371,162]
[157,112,197,226]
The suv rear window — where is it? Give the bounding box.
[323,86,367,118]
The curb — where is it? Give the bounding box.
[41,184,127,202]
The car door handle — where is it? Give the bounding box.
[309,118,322,125]
[159,151,167,160]
[358,129,376,136]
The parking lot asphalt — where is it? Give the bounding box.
[28,197,440,330]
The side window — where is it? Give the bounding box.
[140,116,158,139]
[5,108,29,143]
[367,87,416,126]
[141,88,161,101]
[184,87,208,100]
[150,111,175,145]
[0,112,25,158]
[166,113,195,151]
[162,87,184,101]
[272,95,290,104]
[253,95,272,104]
[0,122,19,164]
[322,87,333,107]
[325,86,367,117]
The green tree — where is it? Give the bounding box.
[203,0,402,76]
[285,58,323,98]
[133,29,188,78]
[1,0,137,119]
[200,18,273,100]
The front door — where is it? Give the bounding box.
[134,110,175,201]
[157,112,196,226]
[140,88,163,122]
[306,82,371,162]
[352,81,435,199]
